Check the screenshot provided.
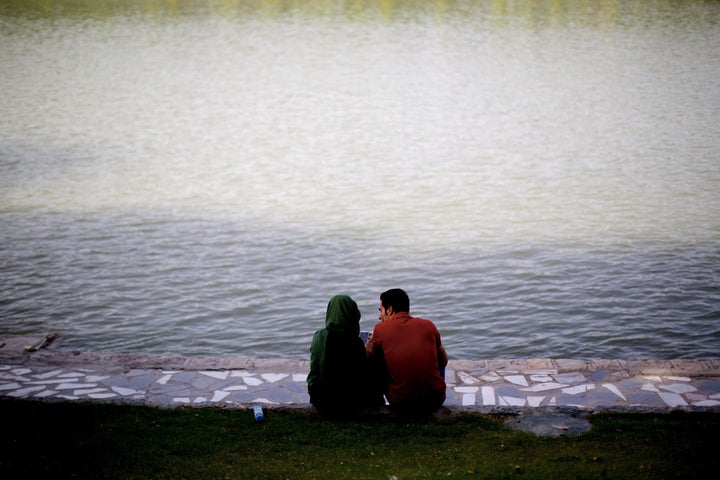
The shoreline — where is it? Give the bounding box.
[2,333,719,377]
[2,334,720,412]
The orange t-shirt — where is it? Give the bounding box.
[369,312,446,405]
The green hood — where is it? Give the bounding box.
[308,295,362,392]
[324,294,361,336]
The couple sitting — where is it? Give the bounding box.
[307,289,448,415]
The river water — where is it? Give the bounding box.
[1,0,719,360]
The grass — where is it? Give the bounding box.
[1,398,718,479]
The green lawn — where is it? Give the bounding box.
[1,398,718,479]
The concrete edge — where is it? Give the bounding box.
[2,351,720,378]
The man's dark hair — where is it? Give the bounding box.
[380,288,410,313]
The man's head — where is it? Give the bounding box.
[379,288,410,321]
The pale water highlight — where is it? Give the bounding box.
[1,0,719,360]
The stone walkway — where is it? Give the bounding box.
[2,334,720,412]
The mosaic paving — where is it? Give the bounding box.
[2,363,719,411]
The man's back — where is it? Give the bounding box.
[370,311,446,408]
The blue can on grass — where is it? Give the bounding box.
[253,405,264,421]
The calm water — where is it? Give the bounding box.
[1,0,719,360]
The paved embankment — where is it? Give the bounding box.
[2,334,719,412]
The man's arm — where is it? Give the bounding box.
[366,338,375,357]
[366,326,379,358]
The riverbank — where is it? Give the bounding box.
[3,333,720,477]
[2,334,719,413]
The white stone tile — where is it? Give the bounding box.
[243,377,264,386]
[86,375,110,382]
[27,379,72,385]
[665,376,691,382]
[156,374,173,385]
[504,375,529,387]
[252,397,279,404]
[293,374,308,382]
[34,390,57,398]
[520,382,569,392]
[58,372,85,378]
[710,393,720,399]
[0,365,11,370]
[527,396,545,407]
[601,383,627,401]
[89,393,118,399]
[455,386,479,394]
[658,392,688,407]
[112,386,140,396]
[659,383,697,394]
[548,397,557,405]
[173,397,191,403]
[74,388,109,395]
[11,368,32,376]
[230,370,253,377]
[58,395,79,400]
[562,384,595,395]
[193,397,208,403]
[223,385,248,391]
[200,371,230,380]
[261,373,289,383]
[458,372,482,384]
[499,396,526,407]
[462,393,476,406]
[8,386,46,397]
[56,383,98,390]
[530,375,554,383]
[642,376,662,383]
[692,400,720,407]
[0,382,21,391]
[561,385,585,395]
[211,391,231,402]
[481,386,495,406]
[641,383,660,392]
[480,372,501,382]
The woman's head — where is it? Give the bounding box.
[325,295,361,335]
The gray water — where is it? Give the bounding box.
[1,0,719,360]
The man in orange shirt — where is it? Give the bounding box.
[366,288,448,413]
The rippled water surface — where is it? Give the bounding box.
[1,0,719,360]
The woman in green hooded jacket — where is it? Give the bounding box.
[307,295,381,412]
